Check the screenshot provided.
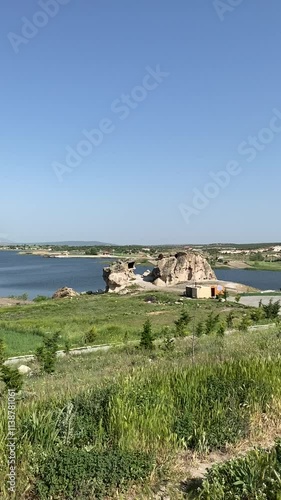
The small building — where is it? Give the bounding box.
[186,284,224,299]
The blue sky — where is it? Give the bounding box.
[1,0,281,244]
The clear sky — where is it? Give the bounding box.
[1,0,281,244]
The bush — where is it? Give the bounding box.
[195,322,204,338]
[205,312,220,335]
[174,310,191,337]
[65,385,117,446]
[36,332,59,374]
[0,338,23,392]
[84,326,97,345]
[238,316,251,332]
[0,365,23,392]
[198,440,281,499]
[226,311,234,328]
[261,299,281,320]
[250,308,265,322]
[33,295,49,302]
[140,319,154,350]
[36,447,154,499]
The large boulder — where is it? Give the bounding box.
[103,261,136,293]
[148,252,216,285]
[52,287,80,299]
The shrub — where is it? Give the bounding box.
[205,312,220,335]
[261,299,281,319]
[226,311,234,328]
[250,308,265,322]
[33,295,49,302]
[174,310,191,337]
[140,319,154,350]
[84,326,98,345]
[65,385,117,446]
[198,440,281,499]
[238,316,251,332]
[0,338,23,392]
[195,322,204,338]
[35,447,154,499]
[0,365,23,392]
[36,332,59,374]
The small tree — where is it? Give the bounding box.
[36,332,59,374]
[205,312,220,335]
[235,295,241,304]
[217,323,226,338]
[195,321,204,338]
[140,319,154,350]
[1,365,23,392]
[223,289,229,301]
[250,308,265,322]
[216,323,226,361]
[226,311,234,329]
[174,310,191,337]
[262,299,281,320]
[0,339,23,392]
[238,316,251,332]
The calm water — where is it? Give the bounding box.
[0,251,151,299]
[0,251,280,299]
[215,268,281,291]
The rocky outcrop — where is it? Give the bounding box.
[103,252,216,293]
[147,252,216,285]
[103,261,136,293]
[52,287,80,299]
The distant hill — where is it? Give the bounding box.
[37,241,113,247]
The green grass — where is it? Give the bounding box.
[246,260,281,271]
[0,329,44,357]
[0,292,249,356]
[198,441,281,499]
[1,292,280,498]
[1,325,281,498]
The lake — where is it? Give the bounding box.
[215,268,281,291]
[0,251,281,299]
[0,251,151,299]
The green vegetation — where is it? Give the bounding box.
[261,298,281,319]
[139,319,154,349]
[37,448,154,499]
[0,339,23,392]
[198,440,281,499]
[0,292,251,356]
[36,332,59,373]
[0,291,281,498]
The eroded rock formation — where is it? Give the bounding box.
[103,252,216,293]
[103,261,136,293]
[147,252,216,285]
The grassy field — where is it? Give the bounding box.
[0,292,251,356]
[1,322,281,497]
[1,292,281,498]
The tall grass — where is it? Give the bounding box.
[1,350,281,497]
[107,358,281,453]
